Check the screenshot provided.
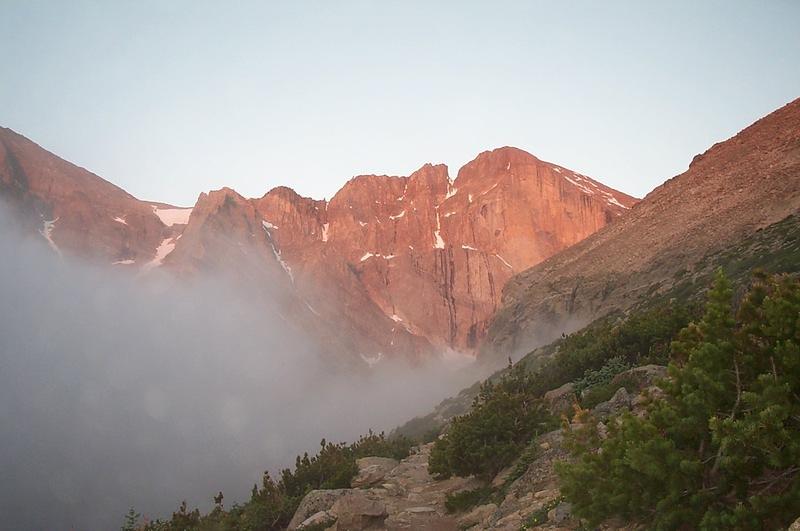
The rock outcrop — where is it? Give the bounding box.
[289,443,483,530]
[0,127,170,264]
[485,97,800,361]
[1,131,634,364]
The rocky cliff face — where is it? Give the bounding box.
[243,147,635,361]
[0,127,168,263]
[0,129,635,364]
[484,97,800,361]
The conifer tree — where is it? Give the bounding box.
[558,271,800,529]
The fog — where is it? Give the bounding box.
[0,209,480,530]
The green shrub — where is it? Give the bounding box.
[557,271,800,529]
[519,301,695,400]
[572,356,630,396]
[504,439,541,486]
[280,439,359,499]
[429,364,556,480]
[120,508,141,531]
[351,430,412,460]
[141,430,411,531]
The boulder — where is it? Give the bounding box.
[612,364,667,389]
[493,511,523,530]
[547,501,573,524]
[544,382,576,416]
[352,456,399,487]
[329,490,388,530]
[297,510,335,530]
[457,503,497,528]
[288,489,349,530]
[632,385,667,416]
[593,387,631,418]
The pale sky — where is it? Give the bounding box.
[1,0,798,206]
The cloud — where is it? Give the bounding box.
[0,205,478,530]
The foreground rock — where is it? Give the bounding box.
[289,443,482,530]
[543,382,576,416]
[352,457,399,488]
[293,381,687,530]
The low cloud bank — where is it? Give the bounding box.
[0,209,478,530]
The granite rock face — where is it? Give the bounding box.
[486,98,800,362]
[0,127,170,265]
[1,132,634,364]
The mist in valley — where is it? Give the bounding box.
[0,207,481,531]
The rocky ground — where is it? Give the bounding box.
[289,363,800,530]
[288,444,482,530]
[288,367,671,531]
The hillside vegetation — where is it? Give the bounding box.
[394,214,800,441]
[412,270,800,529]
[131,432,411,531]
[558,271,800,529]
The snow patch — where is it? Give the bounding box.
[153,206,193,226]
[443,211,457,218]
[144,238,176,270]
[479,183,499,197]
[358,221,367,227]
[563,175,595,196]
[560,173,630,209]
[112,259,135,265]
[396,182,408,202]
[39,218,61,256]
[552,167,561,174]
[433,212,445,249]
[262,220,279,230]
[361,252,396,262]
[390,314,403,322]
[389,210,405,220]
[597,188,629,209]
[605,195,628,208]
[494,254,513,270]
[321,222,330,242]
[262,223,294,282]
[113,216,128,225]
[444,186,458,200]
[506,162,511,171]
[461,244,478,251]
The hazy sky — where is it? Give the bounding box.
[1,1,798,206]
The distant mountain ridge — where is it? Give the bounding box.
[484,97,800,361]
[0,129,635,364]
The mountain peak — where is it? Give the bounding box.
[1,133,638,362]
[487,96,800,360]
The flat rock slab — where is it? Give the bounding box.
[288,489,350,530]
[352,456,400,487]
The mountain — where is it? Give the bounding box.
[0,129,636,364]
[0,127,171,263]
[484,97,800,361]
